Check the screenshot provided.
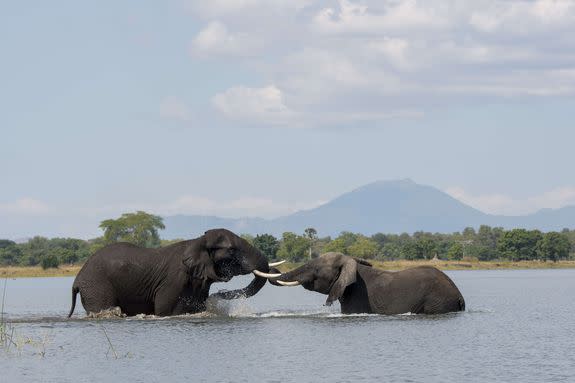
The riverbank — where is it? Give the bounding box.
[0,265,82,278]
[277,259,575,272]
[1,259,574,278]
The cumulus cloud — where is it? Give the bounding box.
[184,0,575,127]
[445,186,575,216]
[313,0,447,34]
[211,85,295,125]
[191,21,261,57]
[470,0,575,34]
[187,0,312,17]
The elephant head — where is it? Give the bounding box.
[184,228,283,300]
[268,252,370,306]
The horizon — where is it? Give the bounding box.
[4,178,575,240]
[2,1,574,239]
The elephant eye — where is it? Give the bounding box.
[228,247,237,255]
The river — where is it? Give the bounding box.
[1,269,575,382]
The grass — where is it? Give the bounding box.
[1,259,574,279]
[0,265,82,278]
[276,259,575,272]
[1,277,52,357]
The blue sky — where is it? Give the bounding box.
[2,1,575,239]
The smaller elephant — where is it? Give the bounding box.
[268,252,465,315]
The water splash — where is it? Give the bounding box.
[205,295,254,317]
[85,307,126,319]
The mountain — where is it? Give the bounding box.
[162,179,575,238]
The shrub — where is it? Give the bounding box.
[41,254,60,269]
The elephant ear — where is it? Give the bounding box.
[353,258,373,267]
[203,229,232,251]
[182,234,218,280]
[326,257,358,306]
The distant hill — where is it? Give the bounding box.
[162,179,575,238]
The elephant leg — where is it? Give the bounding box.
[153,287,181,316]
[79,282,118,314]
[155,284,208,316]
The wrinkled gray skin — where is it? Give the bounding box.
[273,252,465,315]
[68,229,270,317]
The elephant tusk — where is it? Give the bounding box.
[277,280,301,286]
[268,260,286,267]
[253,270,282,278]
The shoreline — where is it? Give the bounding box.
[2,259,575,279]
[278,259,575,272]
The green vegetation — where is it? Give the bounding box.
[255,225,575,263]
[0,211,164,268]
[253,234,279,260]
[0,237,93,268]
[100,211,164,248]
[1,211,574,272]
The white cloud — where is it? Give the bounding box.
[184,0,575,127]
[470,0,575,34]
[211,85,295,125]
[187,0,312,17]
[210,80,420,127]
[191,21,261,57]
[445,186,575,215]
[366,37,413,70]
[159,97,191,121]
[0,198,52,215]
[313,0,447,34]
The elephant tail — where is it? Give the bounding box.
[458,295,466,311]
[68,285,79,318]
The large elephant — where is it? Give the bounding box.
[68,229,282,317]
[268,252,465,315]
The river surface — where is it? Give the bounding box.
[1,269,575,382]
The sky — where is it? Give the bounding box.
[1,0,575,239]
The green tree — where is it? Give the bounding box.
[277,232,309,262]
[304,228,318,260]
[471,225,500,260]
[99,211,165,248]
[49,238,91,264]
[324,232,358,254]
[462,227,476,240]
[401,241,420,260]
[19,236,50,266]
[347,236,379,259]
[0,240,21,266]
[253,234,279,260]
[447,243,464,260]
[379,242,401,260]
[41,251,60,269]
[561,228,575,257]
[413,232,437,259]
[535,232,571,262]
[370,233,388,248]
[498,229,543,261]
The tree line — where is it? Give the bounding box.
[243,225,575,263]
[1,211,574,268]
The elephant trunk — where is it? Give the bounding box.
[268,266,304,287]
[211,250,272,300]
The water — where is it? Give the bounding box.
[2,269,575,382]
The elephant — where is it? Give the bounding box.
[68,229,283,317]
[267,252,465,315]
